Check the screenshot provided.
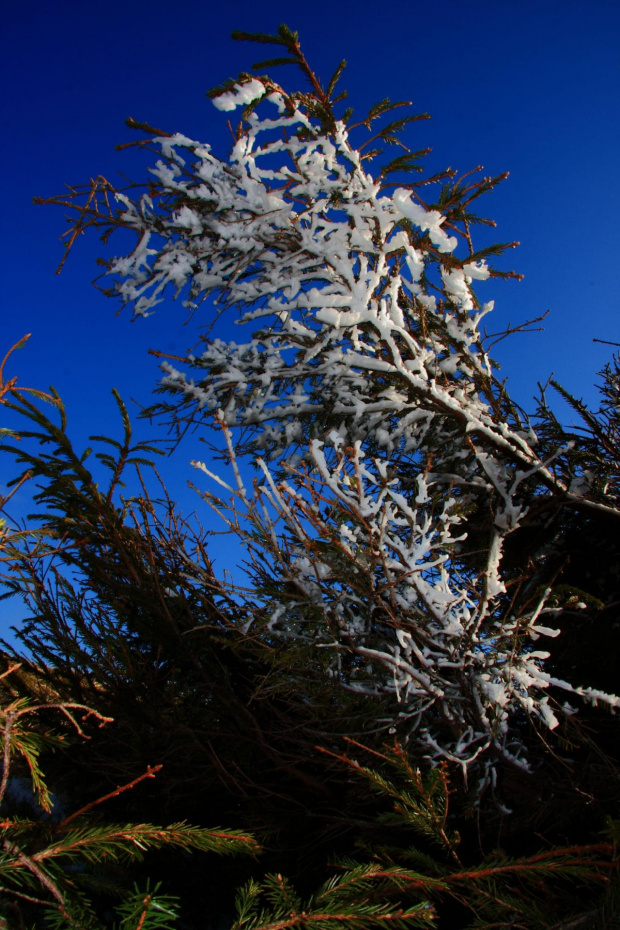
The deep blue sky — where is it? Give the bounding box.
[1,0,619,629]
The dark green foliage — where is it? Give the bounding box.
[315,741,618,930]
[0,662,258,928]
[112,883,180,930]
[221,739,618,930]
[230,871,435,930]
[3,664,615,929]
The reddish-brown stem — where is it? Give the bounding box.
[55,764,163,832]
[3,840,65,906]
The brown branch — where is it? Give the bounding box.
[2,840,65,906]
[58,177,112,273]
[0,335,58,410]
[55,764,163,832]
[33,177,137,274]
[0,471,34,514]
[135,893,154,930]
[483,311,550,351]
[288,38,328,106]
[0,715,14,809]
[0,664,22,683]
[122,116,173,140]
[8,702,113,739]
[446,845,616,884]
[0,335,30,400]
[0,883,54,907]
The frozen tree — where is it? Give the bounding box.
[40,24,620,786]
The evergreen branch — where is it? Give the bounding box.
[379,151,431,178]
[0,882,53,906]
[317,741,460,862]
[231,883,435,930]
[465,242,520,263]
[32,823,260,864]
[349,99,413,130]
[0,335,60,409]
[326,60,347,100]
[231,28,295,47]
[114,881,180,930]
[2,840,65,907]
[359,116,430,153]
[550,380,617,453]
[317,862,447,899]
[447,845,616,885]
[252,58,300,70]
[124,117,172,138]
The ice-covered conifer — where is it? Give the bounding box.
[40,24,620,785]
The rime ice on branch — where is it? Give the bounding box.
[40,24,620,783]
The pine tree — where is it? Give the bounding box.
[34,25,620,789]
[0,37,618,910]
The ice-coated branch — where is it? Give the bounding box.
[192,432,620,781]
[55,75,616,528]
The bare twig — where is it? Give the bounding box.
[56,764,163,831]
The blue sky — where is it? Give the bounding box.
[1,0,619,632]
